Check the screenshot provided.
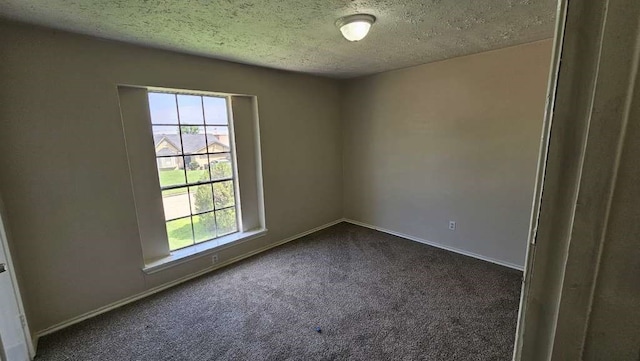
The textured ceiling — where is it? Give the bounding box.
[0,0,557,78]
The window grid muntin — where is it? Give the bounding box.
[149,91,239,251]
[155,151,232,159]
[165,205,236,223]
[160,176,234,191]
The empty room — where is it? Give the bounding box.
[1,0,639,360]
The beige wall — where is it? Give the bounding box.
[0,21,343,333]
[342,40,552,268]
[0,19,553,337]
[3,10,637,359]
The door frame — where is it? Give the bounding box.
[0,197,35,360]
[512,0,568,358]
[513,0,640,358]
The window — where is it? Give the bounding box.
[147,92,239,251]
[118,86,265,272]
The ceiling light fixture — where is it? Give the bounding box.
[336,14,376,42]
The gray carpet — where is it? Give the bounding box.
[36,223,522,360]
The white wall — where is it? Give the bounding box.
[342,40,552,268]
[0,21,343,333]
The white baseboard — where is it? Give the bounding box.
[34,217,522,347]
[34,218,344,342]
[4,341,30,361]
[343,218,524,271]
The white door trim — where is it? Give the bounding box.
[514,0,640,359]
[0,197,35,360]
[512,0,569,359]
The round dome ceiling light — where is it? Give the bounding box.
[336,14,376,42]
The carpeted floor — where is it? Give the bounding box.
[36,223,522,360]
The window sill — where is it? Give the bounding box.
[142,228,268,274]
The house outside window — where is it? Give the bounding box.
[147,92,238,251]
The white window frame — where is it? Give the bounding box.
[147,91,241,251]
[118,86,267,274]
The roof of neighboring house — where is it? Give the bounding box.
[153,134,229,154]
[156,147,177,156]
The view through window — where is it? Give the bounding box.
[147,92,238,251]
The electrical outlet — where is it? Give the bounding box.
[211,254,219,264]
[448,221,456,231]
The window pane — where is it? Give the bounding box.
[185,156,210,183]
[213,181,235,209]
[216,208,237,236]
[153,126,182,157]
[147,91,240,252]
[181,126,207,155]
[166,217,194,251]
[205,127,230,154]
[206,126,230,150]
[193,212,216,243]
[157,161,185,187]
[209,154,233,180]
[189,184,213,214]
[162,189,191,220]
[203,96,228,125]
[148,93,178,124]
[177,95,204,125]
